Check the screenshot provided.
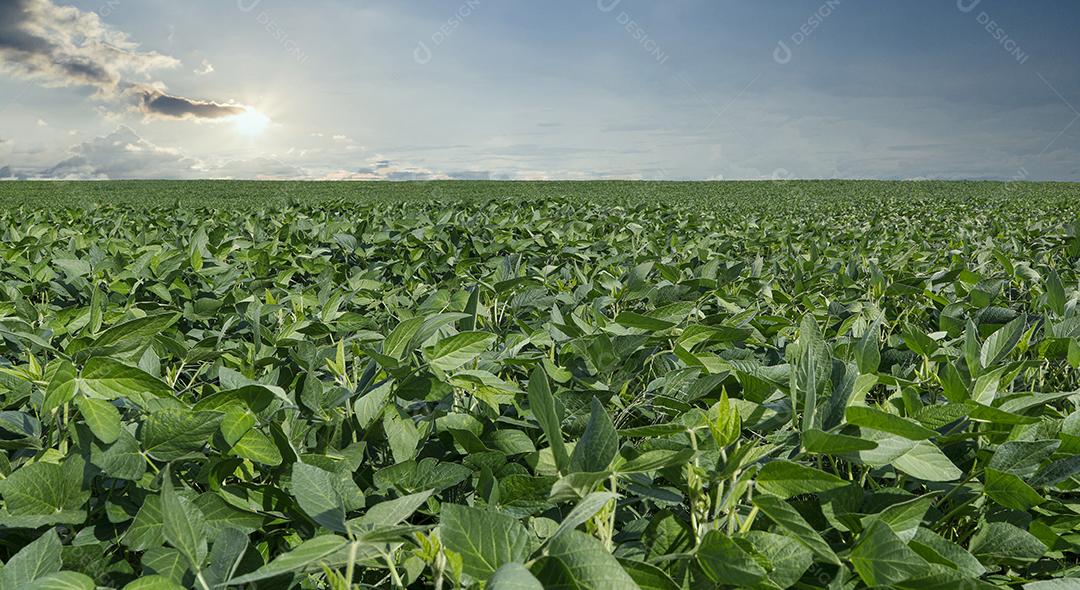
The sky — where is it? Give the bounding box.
[0,0,1078,181]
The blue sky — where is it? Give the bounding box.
[1,0,1078,180]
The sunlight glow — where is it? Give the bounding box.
[232,108,270,136]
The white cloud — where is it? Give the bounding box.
[26,127,495,181]
[35,126,305,180]
[193,59,214,76]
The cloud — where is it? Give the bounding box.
[193,59,214,75]
[42,126,203,179]
[0,0,176,93]
[21,128,526,181]
[134,87,246,120]
[0,0,247,121]
[212,157,306,180]
[33,126,300,180]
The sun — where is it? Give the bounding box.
[232,108,270,136]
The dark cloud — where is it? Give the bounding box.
[0,0,175,92]
[0,0,247,121]
[135,88,246,120]
[0,165,14,179]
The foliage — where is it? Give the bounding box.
[0,180,1079,588]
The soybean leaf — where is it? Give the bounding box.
[527,367,569,474]
[291,461,348,533]
[160,468,209,570]
[696,530,766,587]
[440,504,532,581]
[226,535,348,585]
[568,397,617,473]
[850,521,929,587]
[531,530,639,589]
[0,529,63,588]
[74,396,121,444]
[487,563,543,590]
[755,460,848,499]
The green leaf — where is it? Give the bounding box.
[1030,455,1080,487]
[0,411,40,448]
[802,428,878,453]
[979,315,1025,369]
[291,461,348,533]
[90,312,180,352]
[891,440,962,482]
[230,428,282,466]
[791,314,830,431]
[440,504,532,581]
[25,571,95,590]
[354,489,433,527]
[528,367,569,475]
[614,311,676,331]
[568,397,617,473]
[160,468,208,570]
[194,493,263,537]
[140,409,223,461]
[90,428,146,480]
[140,547,189,584]
[910,527,985,578]
[353,380,391,428]
[124,495,166,550]
[0,529,63,588]
[122,574,186,590]
[383,409,422,463]
[382,316,426,361]
[42,360,78,415]
[74,396,121,444]
[744,531,813,589]
[551,491,616,540]
[854,327,881,374]
[755,460,847,499]
[1046,270,1066,315]
[988,439,1060,477]
[80,357,173,401]
[969,522,1046,564]
[616,449,695,474]
[203,527,249,587]
[708,390,740,447]
[488,563,544,590]
[863,494,935,542]
[846,406,937,440]
[0,458,89,520]
[752,495,840,564]
[424,331,496,372]
[850,521,929,587]
[616,559,679,590]
[696,530,766,587]
[226,535,348,585]
[984,468,1044,510]
[532,529,639,589]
